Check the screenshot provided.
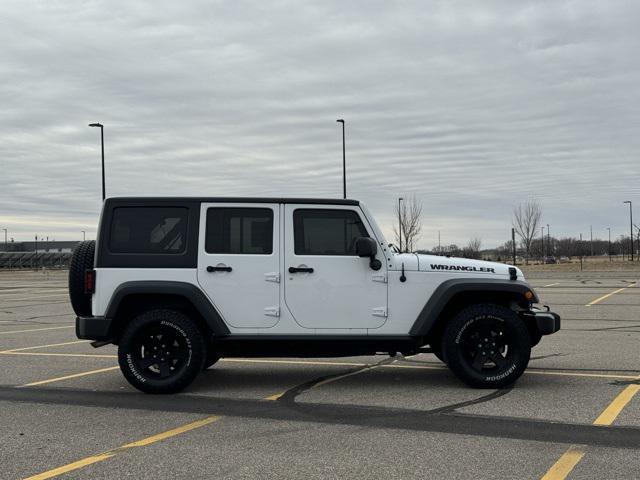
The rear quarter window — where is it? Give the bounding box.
[109,207,188,254]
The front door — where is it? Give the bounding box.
[283,205,388,330]
[197,203,280,329]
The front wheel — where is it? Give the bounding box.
[118,309,205,394]
[442,304,531,388]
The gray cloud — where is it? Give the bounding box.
[1,0,639,247]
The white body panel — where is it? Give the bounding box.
[283,204,388,330]
[92,268,199,317]
[196,202,281,329]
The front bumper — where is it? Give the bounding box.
[529,307,561,335]
[76,316,113,340]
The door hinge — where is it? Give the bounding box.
[264,272,280,283]
[371,307,388,318]
[372,273,387,283]
[264,306,280,317]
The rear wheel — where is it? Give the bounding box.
[118,309,205,394]
[442,304,531,388]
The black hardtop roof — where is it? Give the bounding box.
[105,197,359,206]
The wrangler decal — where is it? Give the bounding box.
[430,264,496,273]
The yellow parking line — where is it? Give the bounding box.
[24,453,117,480]
[19,366,119,387]
[0,351,117,359]
[539,376,640,479]
[1,293,69,303]
[264,392,285,401]
[222,358,365,367]
[23,416,221,480]
[1,340,89,353]
[2,352,638,381]
[585,282,636,306]
[0,325,73,335]
[540,446,585,480]
[593,384,640,425]
[120,416,221,448]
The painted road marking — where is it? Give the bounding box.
[585,282,636,306]
[2,352,638,381]
[543,283,560,287]
[0,293,69,303]
[539,377,640,479]
[19,366,120,387]
[540,446,585,480]
[0,325,74,335]
[0,340,89,353]
[23,416,221,480]
[593,383,640,425]
[0,351,117,359]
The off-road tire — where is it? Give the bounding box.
[68,240,95,316]
[118,309,205,394]
[442,304,531,389]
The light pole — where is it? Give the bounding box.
[541,226,545,261]
[624,201,633,261]
[590,225,593,257]
[398,197,403,252]
[35,235,38,254]
[81,230,86,241]
[335,119,347,256]
[547,224,550,258]
[2,228,6,252]
[89,123,106,201]
[336,119,346,199]
[607,227,611,262]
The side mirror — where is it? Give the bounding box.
[355,237,382,271]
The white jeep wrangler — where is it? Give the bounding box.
[69,197,560,394]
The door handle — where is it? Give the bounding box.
[207,265,232,272]
[288,266,314,274]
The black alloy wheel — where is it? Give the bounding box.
[442,304,531,388]
[118,309,205,394]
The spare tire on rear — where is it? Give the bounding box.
[68,240,96,316]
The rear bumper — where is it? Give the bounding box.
[530,307,561,335]
[76,316,113,340]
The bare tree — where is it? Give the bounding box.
[463,237,482,259]
[393,195,423,252]
[512,200,543,264]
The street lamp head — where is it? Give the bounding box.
[88,123,103,128]
[624,200,631,204]
[336,119,344,124]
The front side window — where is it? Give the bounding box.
[294,209,369,256]
[206,208,273,254]
[109,207,188,254]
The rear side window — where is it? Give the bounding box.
[294,209,369,256]
[109,207,188,254]
[206,208,273,254]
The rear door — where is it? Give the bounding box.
[283,205,388,330]
[197,203,280,328]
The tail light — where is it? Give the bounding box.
[84,269,96,294]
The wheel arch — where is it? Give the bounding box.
[105,281,230,341]
[410,278,538,344]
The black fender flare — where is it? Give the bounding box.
[409,278,538,336]
[105,281,230,336]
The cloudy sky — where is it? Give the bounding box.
[1,0,639,248]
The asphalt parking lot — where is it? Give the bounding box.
[0,269,638,479]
